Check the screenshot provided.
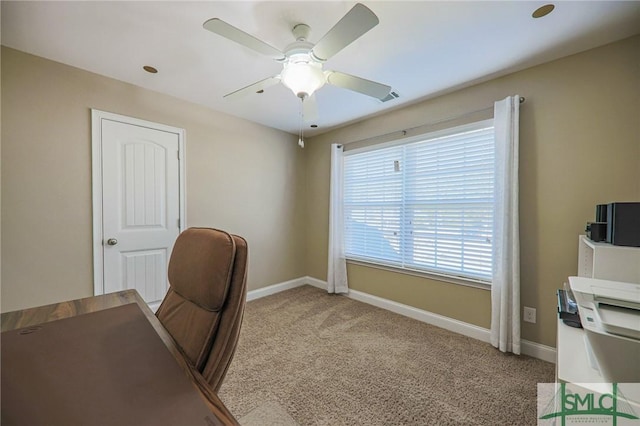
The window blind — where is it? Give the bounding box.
[343,123,495,282]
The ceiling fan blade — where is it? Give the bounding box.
[311,3,379,62]
[224,76,281,100]
[326,71,391,100]
[203,18,285,61]
[302,94,319,123]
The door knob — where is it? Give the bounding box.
[106,238,118,246]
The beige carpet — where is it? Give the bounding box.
[238,401,299,426]
[219,285,554,425]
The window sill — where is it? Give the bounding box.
[345,258,492,291]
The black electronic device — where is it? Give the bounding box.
[606,202,640,247]
[596,204,608,223]
[586,204,609,242]
[557,288,582,328]
[585,222,607,242]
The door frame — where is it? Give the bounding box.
[91,109,186,297]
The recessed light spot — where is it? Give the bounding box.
[143,65,158,74]
[310,124,318,128]
[532,4,554,18]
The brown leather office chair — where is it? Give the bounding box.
[156,227,248,391]
[202,234,248,391]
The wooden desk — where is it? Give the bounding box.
[1,290,239,426]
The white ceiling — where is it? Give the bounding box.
[3,1,640,136]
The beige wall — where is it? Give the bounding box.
[2,36,639,347]
[1,46,307,312]
[0,6,3,300]
[305,35,640,348]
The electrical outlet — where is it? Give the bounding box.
[523,306,537,323]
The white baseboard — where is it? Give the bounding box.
[520,340,556,363]
[248,276,556,363]
[347,287,492,343]
[303,276,329,291]
[246,277,308,302]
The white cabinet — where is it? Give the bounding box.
[556,318,604,384]
[577,235,640,284]
[556,236,640,384]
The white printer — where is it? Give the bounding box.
[569,276,640,383]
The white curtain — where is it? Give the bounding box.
[490,95,521,354]
[327,143,349,294]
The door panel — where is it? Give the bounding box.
[122,249,168,303]
[123,142,167,228]
[101,119,180,304]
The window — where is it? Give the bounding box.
[343,120,495,283]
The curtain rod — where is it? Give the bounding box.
[339,96,525,149]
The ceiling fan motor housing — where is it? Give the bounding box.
[292,23,311,42]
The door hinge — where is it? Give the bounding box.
[177,218,181,229]
[177,150,180,160]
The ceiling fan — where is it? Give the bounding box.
[203,3,392,125]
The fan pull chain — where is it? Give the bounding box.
[298,97,305,148]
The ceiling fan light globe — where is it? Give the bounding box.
[281,62,326,98]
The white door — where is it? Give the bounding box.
[92,111,184,306]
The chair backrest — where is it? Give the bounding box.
[156,228,248,382]
[201,234,248,391]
